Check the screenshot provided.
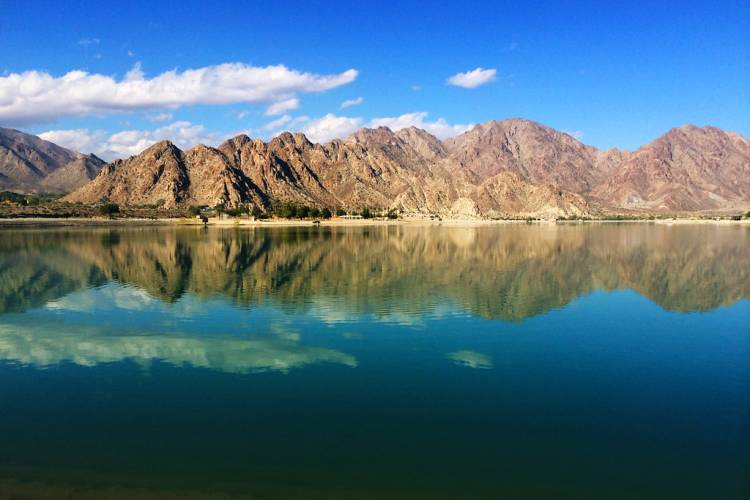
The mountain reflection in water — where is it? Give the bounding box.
[0,223,747,318]
[0,223,748,499]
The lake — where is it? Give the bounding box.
[0,223,747,499]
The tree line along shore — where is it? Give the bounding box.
[1,191,749,222]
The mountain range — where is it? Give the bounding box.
[2,120,748,217]
[0,127,104,194]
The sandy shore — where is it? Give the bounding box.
[0,216,747,227]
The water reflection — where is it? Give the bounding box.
[0,224,747,499]
[0,320,357,373]
[447,350,494,369]
[0,224,747,319]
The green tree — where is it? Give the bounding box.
[321,208,332,219]
[214,203,225,214]
[309,207,321,218]
[335,208,346,217]
[297,206,310,219]
[361,207,372,219]
[276,203,296,219]
[387,209,398,220]
[188,205,202,217]
[251,205,264,219]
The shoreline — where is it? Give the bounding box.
[0,216,747,228]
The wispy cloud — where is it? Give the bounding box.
[340,96,364,109]
[77,37,100,47]
[447,67,497,89]
[502,41,519,52]
[0,62,357,125]
[145,112,173,123]
[563,130,584,141]
[264,97,300,116]
[263,114,293,131]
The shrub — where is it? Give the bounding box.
[98,203,120,217]
[251,205,264,218]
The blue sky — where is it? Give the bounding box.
[1,0,748,159]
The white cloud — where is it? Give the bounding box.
[301,113,363,143]
[563,130,584,141]
[340,96,364,109]
[38,129,104,154]
[411,85,422,91]
[39,110,471,160]
[127,50,135,57]
[286,111,471,143]
[446,67,497,89]
[368,112,473,139]
[264,97,300,116]
[263,114,292,131]
[146,112,173,123]
[39,121,221,161]
[0,63,357,125]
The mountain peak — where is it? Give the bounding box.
[11,119,748,216]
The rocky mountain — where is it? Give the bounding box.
[443,119,608,193]
[592,125,750,211]
[0,127,104,194]
[64,119,749,217]
[70,140,267,209]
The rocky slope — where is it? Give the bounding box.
[592,125,750,211]
[64,119,749,216]
[0,127,104,193]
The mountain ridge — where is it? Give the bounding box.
[0,127,105,193]
[9,119,747,217]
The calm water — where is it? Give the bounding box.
[0,223,748,499]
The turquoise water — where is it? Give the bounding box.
[0,224,748,499]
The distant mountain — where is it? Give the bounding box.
[591,125,750,211]
[64,119,749,217]
[0,127,104,194]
